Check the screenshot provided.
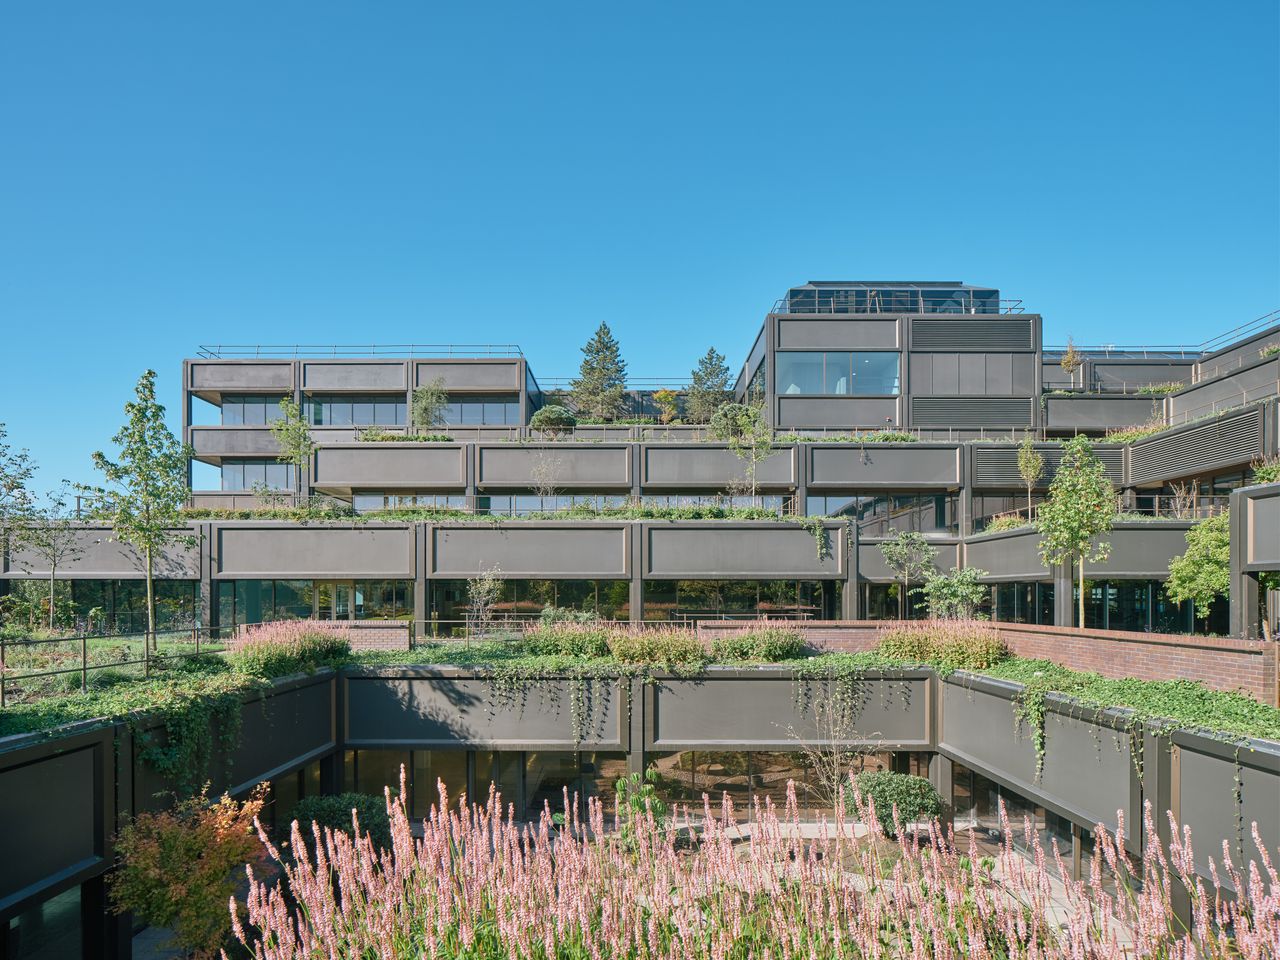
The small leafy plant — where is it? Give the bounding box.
[846,770,943,834]
[291,791,394,853]
[709,626,806,662]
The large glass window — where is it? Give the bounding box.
[222,394,287,426]
[310,395,406,427]
[442,395,521,425]
[642,580,840,622]
[221,459,295,491]
[70,580,199,633]
[476,494,629,516]
[775,352,900,396]
[353,492,467,513]
[808,493,958,536]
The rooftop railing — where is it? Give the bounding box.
[1044,309,1280,361]
[195,344,525,359]
[772,295,1025,315]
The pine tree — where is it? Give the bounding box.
[685,347,731,423]
[570,323,627,422]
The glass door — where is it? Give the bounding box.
[315,581,355,620]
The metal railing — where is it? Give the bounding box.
[1166,379,1280,427]
[1044,309,1280,362]
[0,626,218,708]
[979,493,1229,532]
[773,296,1024,315]
[195,344,525,359]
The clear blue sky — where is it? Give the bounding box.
[1,1,1277,491]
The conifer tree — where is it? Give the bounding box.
[684,347,731,423]
[570,323,627,421]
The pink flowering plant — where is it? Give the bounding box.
[229,772,1279,958]
[226,619,350,678]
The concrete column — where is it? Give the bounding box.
[1229,494,1262,639]
[1053,562,1075,627]
[413,523,428,640]
[627,677,646,776]
[843,520,859,619]
[628,522,643,624]
[198,523,214,635]
[928,753,953,828]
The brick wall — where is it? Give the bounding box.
[347,622,411,652]
[695,619,1279,706]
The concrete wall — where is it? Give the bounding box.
[1043,394,1161,431]
[856,540,961,581]
[641,445,796,488]
[3,527,200,579]
[963,528,1048,580]
[644,522,844,578]
[190,425,281,458]
[1240,482,1280,570]
[807,444,960,488]
[301,360,407,391]
[429,523,630,578]
[776,397,901,430]
[477,444,633,488]
[187,360,293,393]
[414,360,520,390]
[213,523,416,578]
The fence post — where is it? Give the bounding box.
[1,634,6,707]
[81,633,88,694]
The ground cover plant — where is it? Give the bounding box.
[233,777,1280,959]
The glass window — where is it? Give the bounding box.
[809,493,957,536]
[775,352,825,395]
[774,352,899,396]
[355,750,411,799]
[1109,580,1151,632]
[412,751,468,819]
[524,752,582,820]
[222,395,286,426]
[221,460,294,491]
[476,751,523,814]
[851,353,900,395]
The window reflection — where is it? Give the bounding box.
[775,352,900,396]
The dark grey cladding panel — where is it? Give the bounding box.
[776,396,899,429]
[1174,734,1280,884]
[301,361,407,391]
[909,318,1034,351]
[0,739,104,917]
[1087,524,1193,577]
[190,426,282,457]
[911,397,1033,427]
[1168,357,1280,421]
[776,319,900,349]
[645,524,843,577]
[1043,395,1162,431]
[965,530,1048,580]
[414,361,520,390]
[909,353,1036,396]
[313,444,466,488]
[4,527,199,579]
[189,360,293,391]
[1245,486,1280,568]
[1129,408,1264,485]
[648,673,929,749]
[1091,361,1193,388]
[430,524,629,577]
[857,541,960,580]
[227,678,336,794]
[215,524,415,577]
[1196,323,1280,380]
[344,673,624,749]
[641,445,796,488]
[807,445,960,488]
[972,444,1124,488]
[477,445,632,487]
[939,678,1134,832]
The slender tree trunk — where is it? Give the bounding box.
[1027,482,1033,521]
[48,565,56,632]
[1077,556,1085,628]
[901,576,908,619]
[145,544,156,653]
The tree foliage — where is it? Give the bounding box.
[79,370,194,646]
[684,347,731,423]
[1017,436,1044,521]
[0,421,35,539]
[268,396,314,495]
[17,484,85,631]
[570,322,627,421]
[1164,511,1230,621]
[529,404,577,438]
[918,566,990,620]
[410,377,449,433]
[877,531,937,618]
[709,402,774,497]
[1036,435,1113,627]
[652,388,680,425]
[109,785,268,959]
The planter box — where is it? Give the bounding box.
[644,522,844,578]
[476,444,632,488]
[429,523,631,578]
[313,443,467,489]
[807,444,960,488]
[641,444,796,489]
[212,522,416,578]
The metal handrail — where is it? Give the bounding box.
[1044,309,1280,358]
[772,296,1025,315]
[195,344,525,359]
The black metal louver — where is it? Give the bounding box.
[972,445,1125,487]
[911,397,1034,427]
[910,319,1033,350]
[1129,409,1264,485]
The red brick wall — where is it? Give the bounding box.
[695,619,1279,706]
[346,622,411,652]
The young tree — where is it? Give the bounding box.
[466,564,503,636]
[0,422,36,546]
[1164,511,1229,628]
[709,402,774,498]
[1036,435,1114,628]
[17,485,85,632]
[878,530,937,619]
[652,388,680,425]
[570,322,627,421]
[684,347,731,423]
[919,566,990,620]
[81,370,195,650]
[1059,336,1084,378]
[411,377,449,434]
[1017,436,1045,521]
[530,451,563,503]
[268,396,314,498]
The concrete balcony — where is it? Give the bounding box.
[1042,394,1161,432]
[643,521,845,578]
[189,425,281,461]
[476,444,633,489]
[312,444,467,491]
[806,444,960,489]
[428,523,631,578]
[211,522,416,578]
[640,444,796,489]
[186,359,293,399]
[2,526,200,579]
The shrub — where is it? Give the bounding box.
[846,770,943,832]
[538,605,598,625]
[607,627,705,666]
[709,626,806,662]
[876,621,1008,673]
[1136,381,1184,395]
[291,792,394,853]
[522,622,611,658]
[228,620,351,677]
[984,515,1033,533]
[529,404,577,437]
[109,786,268,959]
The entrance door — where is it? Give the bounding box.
[315,581,355,620]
